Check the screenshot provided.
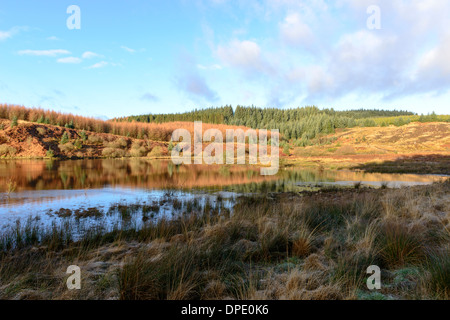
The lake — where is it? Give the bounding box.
[0,159,447,234]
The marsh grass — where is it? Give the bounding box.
[0,180,449,300]
[426,252,450,298]
[291,226,315,258]
[332,252,379,291]
[119,245,202,300]
[377,220,425,268]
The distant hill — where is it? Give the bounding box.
[113,105,448,142]
[113,106,417,124]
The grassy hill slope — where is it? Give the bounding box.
[285,122,450,174]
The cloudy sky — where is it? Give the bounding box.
[0,0,449,118]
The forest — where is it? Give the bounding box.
[114,106,447,142]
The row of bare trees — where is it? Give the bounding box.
[0,104,173,141]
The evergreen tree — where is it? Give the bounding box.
[60,132,69,144]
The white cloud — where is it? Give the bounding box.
[216,40,273,75]
[218,0,450,104]
[417,38,450,77]
[82,51,102,59]
[0,30,14,41]
[300,30,403,100]
[217,40,260,67]
[279,13,314,46]
[57,57,82,64]
[197,64,222,70]
[341,0,450,36]
[0,26,23,41]
[87,61,108,69]
[121,46,136,53]
[47,36,60,41]
[18,49,71,57]
[401,33,450,95]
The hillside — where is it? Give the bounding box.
[1,118,449,173]
[0,118,260,159]
[114,106,449,146]
[285,122,450,174]
[0,119,168,159]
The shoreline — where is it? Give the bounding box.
[1,152,449,175]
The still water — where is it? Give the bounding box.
[0,159,447,230]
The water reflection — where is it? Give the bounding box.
[0,159,447,229]
[1,159,446,195]
[0,159,277,193]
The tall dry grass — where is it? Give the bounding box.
[0,180,449,300]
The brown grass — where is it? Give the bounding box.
[0,180,449,300]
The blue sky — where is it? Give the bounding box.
[0,0,449,119]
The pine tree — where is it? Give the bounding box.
[10,116,18,128]
[60,132,69,144]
